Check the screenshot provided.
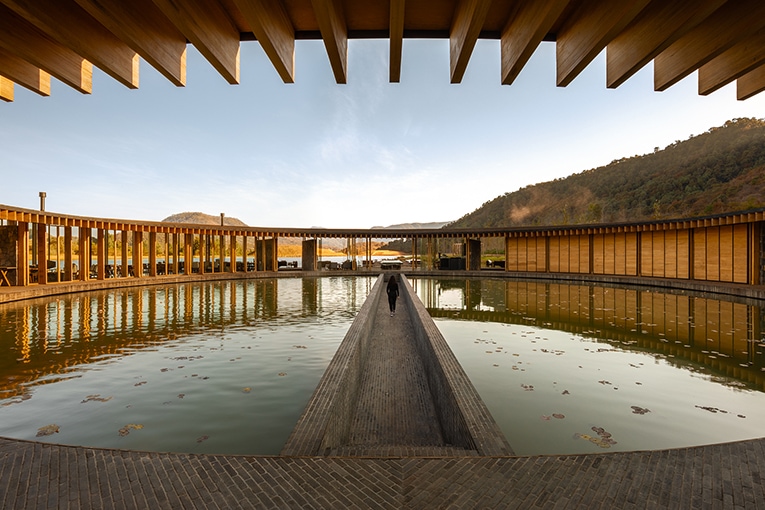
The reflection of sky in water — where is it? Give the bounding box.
[0,277,374,455]
[415,277,765,455]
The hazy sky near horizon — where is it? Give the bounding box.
[1,39,764,228]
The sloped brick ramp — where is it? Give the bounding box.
[2,436,764,508]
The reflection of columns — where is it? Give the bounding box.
[302,277,317,314]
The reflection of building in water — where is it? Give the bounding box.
[418,278,765,389]
[0,280,286,400]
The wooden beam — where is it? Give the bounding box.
[556,0,650,87]
[232,0,295,83]
[699,28,765,95]
[151,0,240,84]
[311,0,348,84]
[737,64,765,100]
[74,0,187,86]
[606,0,726,89]
[654,0,765,92]
[1,0,139,89]
[501,0,570,86]
[0,47,50,96]
[389,0,405,83]
[450,0,492,84]
[0,76,12,102]
[0,4,92,93]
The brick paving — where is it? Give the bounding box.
[3,436,765,508]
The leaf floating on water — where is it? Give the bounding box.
[492,364,499,367]
[134,381,147,387]
[196,435,209,443]
[574,426,617,448]
[160,368,170,372]
[552,413,565,419]
[293,345,308,349]
[177,394,185,399]
[118,424,144,437]
[541,415,551,421]
[278,372,287,377]
[81,394,112,403]
[520,384,534,391]
[561,390,570,395]
[242,387,252,393]
[738,414,746,419]
[631,406,651,415]
[36,424,60,437]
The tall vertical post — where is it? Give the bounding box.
[37,223,47,284]
[133,231,143,278]
[149,232,157,277]
[64,227,72,281]
[79,227,90,281]
[121,230,129,277]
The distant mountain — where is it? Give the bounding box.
[161,212,248,227]
[372,221,450,229]
[449,117,765,229]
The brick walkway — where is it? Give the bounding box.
[2,435,765,508]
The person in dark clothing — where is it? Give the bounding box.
[386,274,399,316]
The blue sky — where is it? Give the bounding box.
[1,39,764,228]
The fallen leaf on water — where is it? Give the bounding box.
[36,424,60,437]
[196,435,209,443]
[278,372,287,377]
[118,424,144,437]
[81,394,112,403]
[177,394,185,399]
[242,387,252,393]
[552,413,565,419]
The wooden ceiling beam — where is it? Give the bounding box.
[699,28,765,95]
[0,76,12,102]
[389,0,405,83]
[74,0,187,87]
[0,4,91,94]
[449,0,492,84]
[737,64,765,100]
[654,0,765,92]
[232,0,295,83]
[150,0,240,84]
[556,0,650,87]
[0,47,50,96]
[606,0,725,89]
[310,0,348,84]
[501,0,571,86]
[0,0,139,89]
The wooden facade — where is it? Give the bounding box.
[0,204,763,290]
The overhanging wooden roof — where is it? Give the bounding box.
[1,0,764,102]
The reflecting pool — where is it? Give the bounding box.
[2,275,765,456]
[412,278,765,455]
[0,277,374,454]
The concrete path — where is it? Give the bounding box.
[341,291,447,450]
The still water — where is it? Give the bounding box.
[0,276,374,455]
[412,278,765,455]
[1,276,764,456]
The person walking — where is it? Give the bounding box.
[386,273,399,316]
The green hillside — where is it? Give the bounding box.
[450,118,765,228]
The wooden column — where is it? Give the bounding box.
[149,232,157,277]
[36,223,47,284]
[121,230,129,277]
[16,222,28,286]
[79,227,90,281]
[133,231,143,278]
[96,229,106,280]
[172,233,179,275]
[64,227,72,281]
[184,233,193,275]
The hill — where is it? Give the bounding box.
[162,212,248,227]
[449,118,765,228]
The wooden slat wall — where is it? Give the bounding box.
[733,223,749,283]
